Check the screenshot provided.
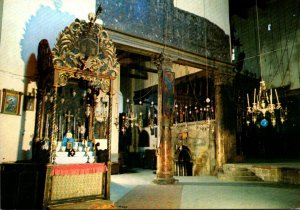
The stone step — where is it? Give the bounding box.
[223,164,250,171]
[223,170,256,177]
[218,164,262,182]
[218,173,262,182]
[222,166,256,176]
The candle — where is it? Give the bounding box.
[253,88,256,104]
[270,89,272,105]
[45,114,49,138]
[247,93,250,107]
[73,116,76,137]
[275,89,279,103]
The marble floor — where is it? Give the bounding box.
[111,168,300,209]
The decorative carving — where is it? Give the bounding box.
[153,53,174,72]
[52,15,119,79]
[99,78,110,93]
[58,73,69,86]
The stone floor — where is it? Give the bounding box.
[111,168,300,209]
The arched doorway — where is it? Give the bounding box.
[139,130,150,147]
[175,146,193,176]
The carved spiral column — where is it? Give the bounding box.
[50,86,58,164]
[105,80,113,199]
[153,53,177,184]
[214,70,236,170]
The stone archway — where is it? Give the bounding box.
[175,146,193,176]
[139,130,150,147]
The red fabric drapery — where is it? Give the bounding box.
[50,163,107,176]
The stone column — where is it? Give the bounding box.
[153,53,177,184]
[214,70,236,171]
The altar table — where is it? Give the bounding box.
[43,163,108,208]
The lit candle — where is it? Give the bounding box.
[275,89,279,103]
[247,93,250,107]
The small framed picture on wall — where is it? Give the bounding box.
[1,89,22,115]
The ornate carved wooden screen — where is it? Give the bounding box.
[35,13,119,165]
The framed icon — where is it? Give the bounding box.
[24,94,35,111]
[1,89,22,115]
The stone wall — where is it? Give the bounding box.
[231,0,300,90]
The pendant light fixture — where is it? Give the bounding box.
[246,0,287,127]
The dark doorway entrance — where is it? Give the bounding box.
[175,146,193,176]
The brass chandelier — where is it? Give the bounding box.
[246,80,286,127]
[246,0,287,127]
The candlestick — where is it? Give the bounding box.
[77,124,80,140]
[61,123,64,140]
[275,89,279,103]
[73,116,76,139]
[270,89,273,105]
[45,114,49,138]
[247,93,250,107]
[59,115,62,132]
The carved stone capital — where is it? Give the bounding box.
[153,53,175,72]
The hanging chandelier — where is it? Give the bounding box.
[246,80,287,127]
[119,98,144,134]
[246,0,287,127]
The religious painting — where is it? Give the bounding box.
[162,71,175,115]
[1,89,22,115]
[24,94,35,111]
